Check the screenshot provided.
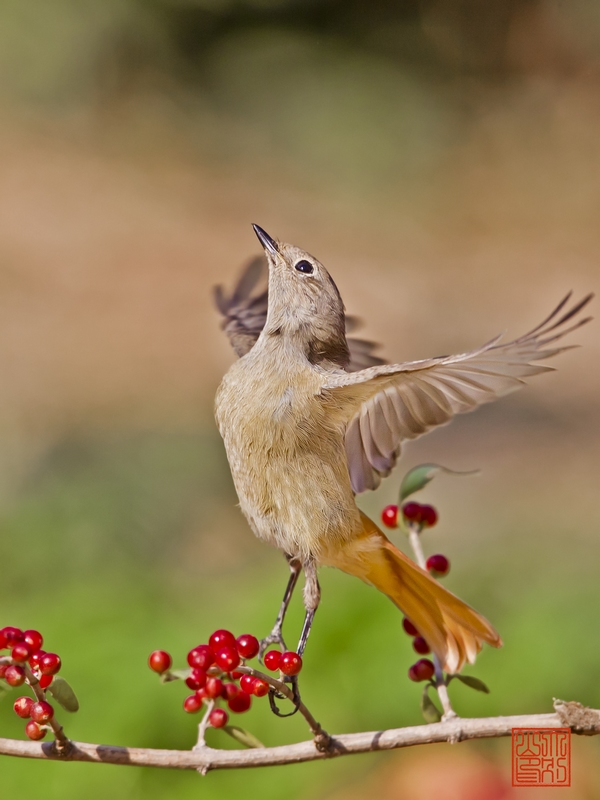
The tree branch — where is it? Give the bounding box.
[0,701,598,772]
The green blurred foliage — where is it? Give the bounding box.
[1,433,599,797]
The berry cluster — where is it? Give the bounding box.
[149,629,303,731]
[381,502,438,529]
[0,626,62,740]
[402,618,435,683]
[381,503,450,579]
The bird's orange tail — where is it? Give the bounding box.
[320,513,501,673]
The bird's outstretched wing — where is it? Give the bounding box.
[319,293,593,493]
[214,256,386,371]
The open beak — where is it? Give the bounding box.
[252,224,279,256]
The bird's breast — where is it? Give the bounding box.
[215,356,360,559]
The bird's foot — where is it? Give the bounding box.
[268,675,301,718]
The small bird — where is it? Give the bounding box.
[214,225,592,674]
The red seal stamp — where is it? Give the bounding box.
[512,728,571,786]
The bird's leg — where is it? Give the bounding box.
[267,560,320,716]
[279,559,321,708]
[297,558,321,657]
[259,555,302,659]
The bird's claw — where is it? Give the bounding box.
[258,628,287,662]
[286,674,301,706]
[268,675,301,717]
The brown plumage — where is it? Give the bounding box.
[214,225,592,673]
[214,254,386,371]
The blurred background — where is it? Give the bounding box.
[0,0,599,797]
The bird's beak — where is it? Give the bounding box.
[252,224,279,256]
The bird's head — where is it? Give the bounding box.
[252,224,349,367]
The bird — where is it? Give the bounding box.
[214,224,592,676]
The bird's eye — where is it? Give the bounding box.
[295,260,314,274]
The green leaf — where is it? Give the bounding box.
[223,725,265,749]
[400,463,479,502]
[452,674,490,694]
[420,685,442,723]
[47,677,80,712]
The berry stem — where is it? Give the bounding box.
[1,655,71,748]
[406,524,426,569]
[194,700,215,749]
[406,524,456,720]
[22,664,71,753]
[433,663,455,720]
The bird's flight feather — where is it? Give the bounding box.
[215,259,592,494]
[321,292,593,491]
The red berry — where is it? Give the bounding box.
[408,658,435,682]
[239,675,256,694]
[29,650,46,669]
[13,696,34,719]
[402,502,423,523]
[402,617,419,637]
[381,505,399,528]
[252,679,269,697]
[236,634,259,659]
[1,627,24,645]
[23,630,43,652]
[39,653,61,676]
[221,683,240,701]
[25,721,46,741]
[263,650,281,671]
[420,505,438,527]
[0,631,7,649]
[230,670,244,680]
[30,701,54,723]
[185,668,207,690]
[187,645,214,670]
[426,554,449,576]
[183,695,203,713]
[38,675,53,689]
[195,687,207,701]
[209,708,228,728]
[279,651,302,676]
[412,636,431,655]
[205,677,224,699]
[209,630,237,652]
[214,646,240,672]
[228,691,251,713]
[5,665,26,687]
[11,643,33,663]
[148,650,172,674]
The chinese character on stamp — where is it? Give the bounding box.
[512,728,571,787]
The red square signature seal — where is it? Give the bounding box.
[512,728,571,787]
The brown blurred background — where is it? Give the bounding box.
[0,1,599,798]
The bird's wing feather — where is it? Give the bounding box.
[213,256,269,358]
[320,293,593,493]
[215,256,386,370]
